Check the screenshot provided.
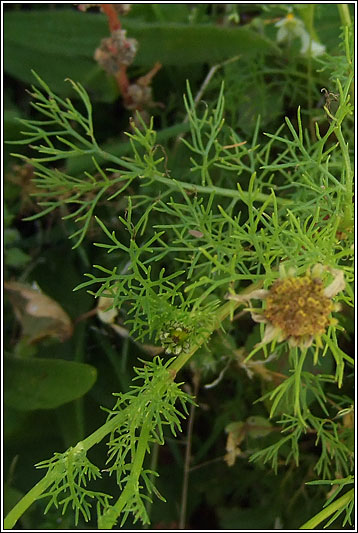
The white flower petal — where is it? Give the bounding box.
[311,263,324,278]
[288,335,314,348]
[275,18,287,28]
[251,312,267,323]
[226,289,269,303]
[97,296,117,324]
[299,31,310,53]
[260,323,279,345]
[324,269,345,298]
[291,20,306,38]
[310,40,326,57]
[300,33,325,57]
[279,262,296,278]
[276,26,288,42]
[111,323,130,338]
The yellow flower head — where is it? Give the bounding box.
[264,275,332,340]
[227,264,345,351]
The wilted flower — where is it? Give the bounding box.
[275,13,326,58]
[94,30,138,75]
[125,83,153,111]
[77,4,102,11]
[227,264,345,353]
[77,4,131,15]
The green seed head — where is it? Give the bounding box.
[159,321,193,355]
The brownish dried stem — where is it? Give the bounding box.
[100,4,121,31]
[179,374,200,529]
[136,61,162,87]
[73,307,98,325]
[116,64,130,96]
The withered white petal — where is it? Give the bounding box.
[226,289,269,303]
[251,312,267,323]
[323,269,345,298]
[259,323,278,345]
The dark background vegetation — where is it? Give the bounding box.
[4,3,354,530]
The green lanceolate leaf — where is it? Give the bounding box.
[4,355,97,410]
[4,10,280,96]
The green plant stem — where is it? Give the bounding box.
[98,413,153,529]
[143,442,160,528]
[179,375,200,529]
[4,280,258,530]
[100,149,292,207]
[4,471,58,529]
[171,280,264,375]
[96,292,253,530]
[67,123,191,175]
[299,488,354,529]
[294,348,307,426]
[303,5,315,141]
[4,412,126,529]
[169,296,252,375]
[334,125,353,229]
[97,284,260,529]
[337,4,351,27]
[153,174,291,206]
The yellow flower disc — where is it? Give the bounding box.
[264,275,332,340]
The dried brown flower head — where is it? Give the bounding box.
[264,275,332,340]
[227,264,345,352]
[94,30,138,75]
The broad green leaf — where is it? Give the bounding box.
[5,247,30,269]
[129,3,192,23]
[5,40,102,96]
[4,10,113,99]
[129,21,280,65]
[4,10,105,56]
[4,355,97,411]
[4,10,279,97]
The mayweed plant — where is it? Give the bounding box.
[4,4,354,530]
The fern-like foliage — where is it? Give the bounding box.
[99,356,195,526]
[106,357,194,470]
[35,444,112,525]
[4,23,354,531]
[28,357,194,529]
[7,72,162,248]
[303,476,354,529]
